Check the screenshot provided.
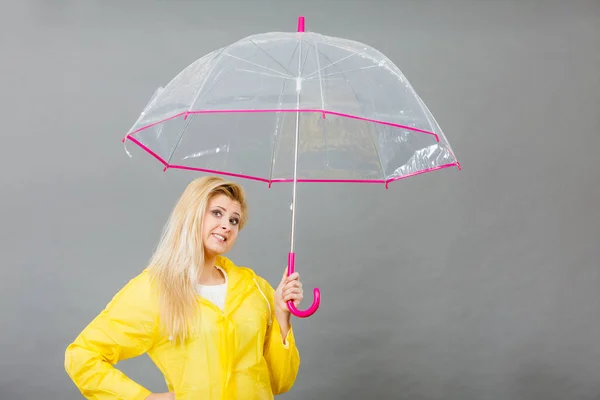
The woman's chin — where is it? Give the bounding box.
[204,244,228,257]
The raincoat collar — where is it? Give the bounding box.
[214,255,262,315]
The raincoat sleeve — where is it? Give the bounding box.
[64,270,158,400]
[257,277,301,395]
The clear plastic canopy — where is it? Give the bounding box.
[124,23,460,186]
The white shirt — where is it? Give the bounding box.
[196,266,228,311]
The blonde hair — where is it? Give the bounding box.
[147,175,248,343]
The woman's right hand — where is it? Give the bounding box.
[145,393,175,400]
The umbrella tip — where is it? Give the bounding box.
[297,16,305,32]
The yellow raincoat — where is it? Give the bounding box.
[64,256,300,399]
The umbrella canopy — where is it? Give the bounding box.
[123,16,461,317]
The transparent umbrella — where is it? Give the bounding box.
[122,16,461,318]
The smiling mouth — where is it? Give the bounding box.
[212,233,227,242]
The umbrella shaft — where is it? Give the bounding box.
[290,38,302,254]
[290,110,300,253]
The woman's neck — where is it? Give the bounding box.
[204,255,217,271]
[198,256,225,285]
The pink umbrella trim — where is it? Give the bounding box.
[122,108,461,188]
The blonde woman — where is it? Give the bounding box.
[64,176,304,399]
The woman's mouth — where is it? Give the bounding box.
[212,233,227,242]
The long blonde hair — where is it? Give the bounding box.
[147,175,248,343]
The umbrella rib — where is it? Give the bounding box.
[189,67,235,111]
[166,50,231,165]
[303,48,364,80]
[165,115,194,166]
[315,49,388,183]
[313,40,325,112]
[308,65,379,80]
[324,41,406,82]
[267,81,290,185]
[224,53,293,79]
[267,42,301,185]
[248,39,296,77]
[187,47,228,113]
[299,38,313,77]
[234,69,296,80]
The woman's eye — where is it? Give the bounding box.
[230,218,239,226]
[212,210,222,217]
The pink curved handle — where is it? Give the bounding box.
[286,252,320,318]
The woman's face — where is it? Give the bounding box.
[202,194,242,258]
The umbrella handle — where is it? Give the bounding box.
[286,252,321,318]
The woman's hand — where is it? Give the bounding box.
[275,269,304,314]
[274,268,304,341]
[145,393,175,400]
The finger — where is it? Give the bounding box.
[283,293,304,303]
[284,281,302,291]
[287,271,299,279]
[284,292,303,302]
[283,285,302,293]
[285,272,300,283]
[283,283,302,295]
[284,288,303,298]
[285,286,298,296]
[292,280,302,287]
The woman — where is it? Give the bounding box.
[64,176,303,399]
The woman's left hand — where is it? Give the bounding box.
[275,269,303,314]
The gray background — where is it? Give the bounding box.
[1,0,599,399]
